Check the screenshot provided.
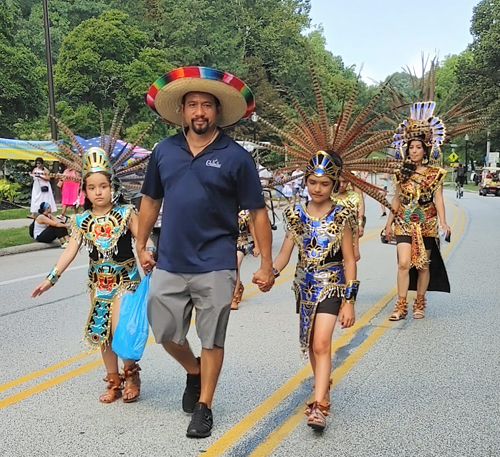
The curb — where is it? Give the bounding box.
[0,242,59,257]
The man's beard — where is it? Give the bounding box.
[191,118,210,135]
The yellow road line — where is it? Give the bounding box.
[246,200,466,456]
[0,352,92,393]
[0,358,103,409]
[200,286,398,457]
[202,204,465,457]
[0,226,383,397]
[248,321,394,457]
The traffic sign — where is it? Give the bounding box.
[448,152,458,162]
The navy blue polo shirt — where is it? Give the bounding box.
[141,130,265,273]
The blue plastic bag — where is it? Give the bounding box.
[112,274,150,361]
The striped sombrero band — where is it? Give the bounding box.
[146,66,255,128]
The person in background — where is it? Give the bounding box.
[292,164,303,204]
[33,202,69,247]
[29,157,56,219]
[385,103,450,321]
[58,166,83,216]
[273,170,285,209]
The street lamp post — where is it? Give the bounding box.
[251,112,258,166]
[42,0,57,141]
[464,134,469,184]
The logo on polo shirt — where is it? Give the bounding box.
[206,159,221,168]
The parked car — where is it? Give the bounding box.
[479,167,500,196]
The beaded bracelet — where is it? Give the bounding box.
[357,216,366,228]
[46,266,60,286]
[273,267,281,278]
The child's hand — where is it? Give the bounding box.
[339,302,355,329]
[138,248,156,274]
[31,280,52,298]
[252,246,261,258]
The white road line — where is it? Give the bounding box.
[0,264,87,287]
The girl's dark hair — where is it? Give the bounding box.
[82,171,126,210]
[35,157,44,165]
[325,150,343,193]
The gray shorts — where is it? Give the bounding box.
[147,269,237,349]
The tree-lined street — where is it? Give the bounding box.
[1,191,498,457]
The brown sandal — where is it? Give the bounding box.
[389,297,408,321]
[413,296,426,319]
[122,363,141,403]
[305,378,333,415]
[99,373,123,403]
[306,400,331,431]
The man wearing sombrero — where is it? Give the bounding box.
[136,67,274,438]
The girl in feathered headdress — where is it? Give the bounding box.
[384,102,451,321]
[257,63,406,431]
[30,114,155,404]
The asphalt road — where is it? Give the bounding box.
[0,189,498,457]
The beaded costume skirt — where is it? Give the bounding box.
[85,257,140,348]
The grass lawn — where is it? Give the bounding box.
[0,208,30,220]
[0,207,65,221]
[0,226,35,249]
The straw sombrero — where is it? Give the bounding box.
[146,66,255,128]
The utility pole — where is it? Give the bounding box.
[42,0,57,141]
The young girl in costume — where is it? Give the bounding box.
[385,102,451,320]
[32,145,154,404]
[252,64,407,431]
[231,209,260,310]
[272,151,359,431]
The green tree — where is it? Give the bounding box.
[456,0,500,153]
[16,0,109,62]
[54,10,149,108]
[0,1,45,137]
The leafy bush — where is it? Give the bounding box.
[4,160,33,204]
[0,179,21,202]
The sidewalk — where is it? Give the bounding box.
[0,218,59,256]
[0,218,33,230]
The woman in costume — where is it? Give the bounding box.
[31,115,155,404]
[384,102,451,320]
[231,209,260,310]
[256,68,403,431]
[29,157,57,218]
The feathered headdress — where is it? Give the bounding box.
[12,108,156,200]
[390,55,487,160]
[248,62,406,210]
[392,101,446,159]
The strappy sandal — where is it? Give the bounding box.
[306,400,331,431]
[99,373,123,403]
[122,363,141,403]
[389,297,408,321]
[305,378,333,416]
[412,296,426,319]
